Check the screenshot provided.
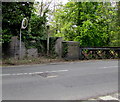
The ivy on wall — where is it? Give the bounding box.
[62,42,68,58]
[49,37,58,58]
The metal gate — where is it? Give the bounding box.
[79,47,120,60]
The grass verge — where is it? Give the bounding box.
[2,57,65,66]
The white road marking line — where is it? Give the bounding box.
[100,66,118,69]
[99,96,118,100]
[89,98,96,100]
[28,73,33,75]
[15,73,23,75]
[46,75,58,78]
[11,74,18,76]
[23,73,28,75]
[1,70,68,76]
[34,72,43,74]
[45,70,68,73]
[0,74,11,76]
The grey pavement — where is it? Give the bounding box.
[2,60,119,100]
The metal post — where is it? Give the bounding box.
[47,25,50,56]
[19,18,28,59]
[47,33,49,56]
[19,29,22,59]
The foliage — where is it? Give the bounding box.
[51,2,119,47]
[2,2,34,43]
[24,13,48,50]
[111,2,120,46]
[23,13,48,55]
[29,14,48,40]
[2,1,49,54]
[24,1,49,53]
[49,37,58,58]
[62,42,68,58]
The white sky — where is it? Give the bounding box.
[35,0,69,4]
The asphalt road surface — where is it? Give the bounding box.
[2,60,118,100]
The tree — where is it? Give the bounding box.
[27,1,54,42]
[108,1,120,47]
[25,1,51,54]
[2,2,34,43]
[51,1,117,47]
[2,1,51,57]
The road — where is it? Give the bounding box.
[2,60,118,100]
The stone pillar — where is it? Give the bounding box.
[62,41,80,60]
[26,48,38,58]
[55,37,63,58]
[9,36,26,59]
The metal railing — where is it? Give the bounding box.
[79,47,120,60]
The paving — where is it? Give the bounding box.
[88,93,119,101]
[2,60,119,100]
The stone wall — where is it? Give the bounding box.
[62,41,80,60]
[2,36,38,59]
[2,36,80,60]
[26,48,38,58]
